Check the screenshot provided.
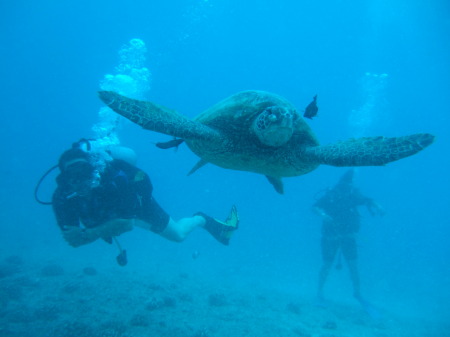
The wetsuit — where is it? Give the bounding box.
[52,159,169,233]
[314,186,373,262]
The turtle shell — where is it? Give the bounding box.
[186,90,320,177]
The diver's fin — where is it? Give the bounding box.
[356,297,381,320]
[266,175,284,194]
[188,159,208,175]
[155,138,185,150]
[195,205,239,245]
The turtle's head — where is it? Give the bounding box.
[253,106,295,147]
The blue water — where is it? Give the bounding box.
[1,0,449,334]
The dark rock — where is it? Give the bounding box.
[41,264,64,277]
[0,328,20,337]
[13,276,39,288]
[52,322,97,337]
[34,305,60,320]
[293,327,311,337]
[147,283,162,291]
[7,306,36,323]
[178,293,193,302]
[2,283,23,301]
[208,293,228,307]
[192,328,210,337]
[145,295,177,311]
[62,282,80,294]
[0,264,20,279]
[145,297,163,311]
[179,272,189,279]
[129,314,150,327]
[82,267,97,276]
[99,320,127,335]
[286,302,301,315]
[4,255,24,266]
[163,296,177,308]
[323,321,337,330]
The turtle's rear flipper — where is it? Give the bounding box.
[188,159,208,175]
[156,138,185,150]
[266,176,284,194]
[308,133,434,167]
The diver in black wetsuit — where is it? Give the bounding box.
[313,169,384,304]
[52,139,239,250]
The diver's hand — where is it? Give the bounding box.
[321,212,333,222]
[367,201,385,217]
[62,227,97,247]
[313,207,333,222]
[62,220,133,247]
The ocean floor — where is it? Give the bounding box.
[0,254,447,337]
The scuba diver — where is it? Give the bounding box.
[312,169,384,306]
[37,139,239,265]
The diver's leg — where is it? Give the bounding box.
[347,260,361,299]
[318,235,339,301]
[342,236,362,300]
[342,236,380,317]
[318,261,333,300]
[155,206,239,245]
[157,216,205,242]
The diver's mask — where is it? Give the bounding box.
[62,161,100,199]
[57,146,101,199]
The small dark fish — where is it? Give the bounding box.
[303,95,318,119]
[155,138,185,150]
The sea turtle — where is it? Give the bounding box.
[98,90,434,193]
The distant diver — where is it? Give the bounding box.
[303,94,318,119]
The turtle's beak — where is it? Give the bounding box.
[264,126,294,146]
[279,115,294,128]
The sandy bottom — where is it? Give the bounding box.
[0,255,447,337]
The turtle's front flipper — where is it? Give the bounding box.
[308,133,434,167]
[98,91,220,141]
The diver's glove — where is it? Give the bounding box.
[367,200,385,217]
[62,227,97,247]
[313,206,333,222]
[62,219,133,248]
[195,205,239,245]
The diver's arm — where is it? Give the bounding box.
[312,206,332,222]
[62,227,95,247]
[364,198,385,216]
[355,189,384,216]
[53,192,92,247]
[52,191,80,230]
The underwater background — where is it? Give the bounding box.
[1,0,449,336]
